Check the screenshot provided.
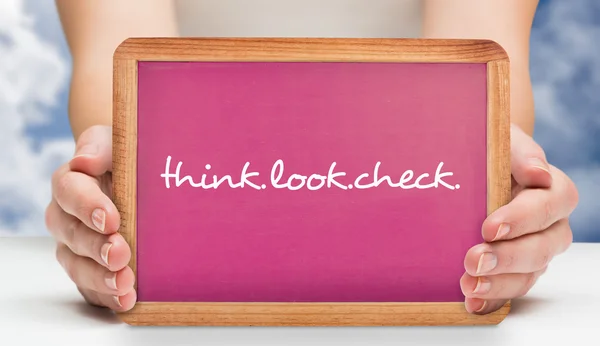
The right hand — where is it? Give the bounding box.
[45,125,136,311]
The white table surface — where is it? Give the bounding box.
[2,237,598,346]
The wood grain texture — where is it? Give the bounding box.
[113,38,512,326]
[114,37,508,63]
[119,302,511,326]
[112,58,138,281]
[486,59,512,215]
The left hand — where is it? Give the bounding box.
[461,123,579,314]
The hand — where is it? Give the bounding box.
[461,124,579,314]
[45,125,136,311]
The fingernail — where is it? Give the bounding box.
[476,252,498,274]
[113,296,122,308]
[105,273,118,290]
[529,158,550,173]
[100,243,112,266]
[493,223,511,241]
[92,209,105,233]
[74,143,98,158]
[476,300,488,313]
[473,277,491,294]
[465,299,487,313]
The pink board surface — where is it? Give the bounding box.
[136,61,488,303]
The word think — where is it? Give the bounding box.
[160,156,461,191]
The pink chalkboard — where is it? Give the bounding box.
[112,38,511,326]
[136,60,486,302]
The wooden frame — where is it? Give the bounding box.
[113,38,511,326]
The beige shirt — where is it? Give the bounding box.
[174,0,423,38]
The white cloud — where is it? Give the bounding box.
[530,0,600,241]
[531,1,600,147]
[0,0,74,236]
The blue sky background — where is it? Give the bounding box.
[1,0,599,242]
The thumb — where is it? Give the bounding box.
[69,125,113,176]
[510,123,552,188]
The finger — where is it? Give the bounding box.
[465,298,509,315]
[78,287,137,312]
[461,267,547,300]
[99,289,137,311]
[510,123,553,188]
[51,167,120,234]
[77,287,104,307]
[482,167,579,241]
[56,243,135,296]
[466,219,572,276]
[45,200,131,271]
[69,125,113,176]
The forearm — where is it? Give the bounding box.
[56,0,179,140]
[422,0,539,136]
[66,65,111,139]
